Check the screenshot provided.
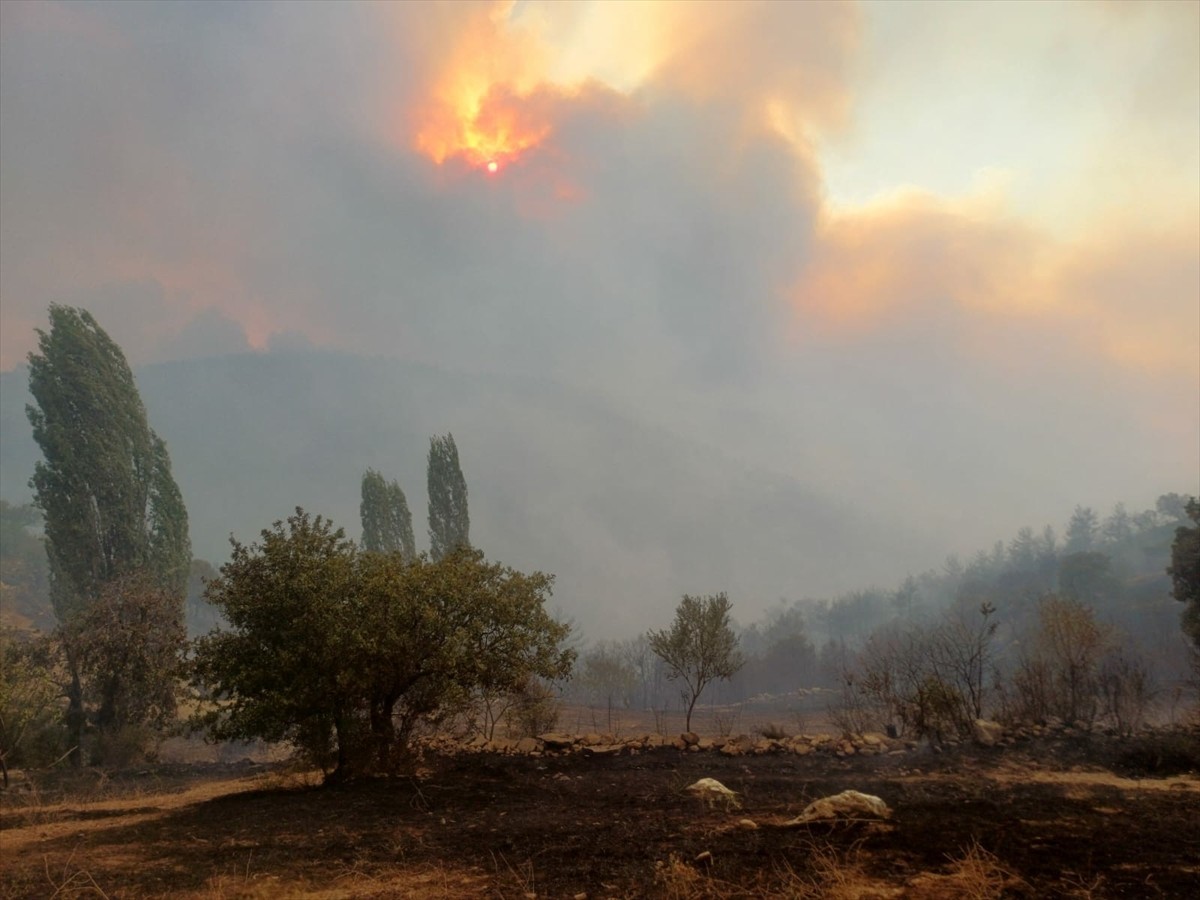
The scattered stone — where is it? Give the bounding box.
[681,732,700,746]
[538,733,576,750]
[972,719,1004,747]
[695,850,713,864]
[582,744,623,757]
[515,737,539,754]
[738,819,759,830]
[686,778,741,810]
[784,790,892,825]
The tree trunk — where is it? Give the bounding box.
[370,695,398,773]
[66,657,84,768]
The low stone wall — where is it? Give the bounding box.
[414,717,1139,760]
[418,728,921,759]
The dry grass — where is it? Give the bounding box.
[944,840,1021,899]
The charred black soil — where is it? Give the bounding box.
[3,735,1198,898]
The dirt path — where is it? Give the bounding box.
[1,772,278,856]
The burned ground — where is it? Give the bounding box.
[2,734,1198,898]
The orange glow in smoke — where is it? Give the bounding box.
[415,78,553,171]
[406,2,563,173]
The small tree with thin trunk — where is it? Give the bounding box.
[647,593,743,732]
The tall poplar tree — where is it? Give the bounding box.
[427,433,469,561]
[360,468,416,560]
[26,305,191,761]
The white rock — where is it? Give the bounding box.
[685,777,741,810]
[785,790,891,824]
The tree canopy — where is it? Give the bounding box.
[1168,498,1200,652]
[27,306,191,611]
[648,592,743,732]
[360,468,416,560]
[192,509,572,780]
[427,433,469,562]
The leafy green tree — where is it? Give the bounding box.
[1064,506,1099,554]
[193,510,572,781]
[360,469,416,560]
[26,306,191,762]
[27,307,191,606]
[1103,503,1133,545]
[576,641,637,711]
[0,629,63,787]
[1058,552,1117,604]
[648,593,743,732]
[1168,498,1200,651]
[1157,493,1191,524]
[63,574,186,742]
[427,433,469,561]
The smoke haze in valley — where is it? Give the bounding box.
[1,1,1197,637]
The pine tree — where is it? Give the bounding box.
[427,433,469,561]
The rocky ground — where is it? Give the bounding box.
[2,727,1198,898]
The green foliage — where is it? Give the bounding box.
[1058,552,1117,604]
[192,510,573,780]
[63,574,187,741]
[1064,506,1099,554]
[26,306,191,612]
[506,678,563,738]
[360,468,416,560]
[647,593,743,731]
[1168,498,1200,651]
[427,433,469,561]
[0,629,65,784]
[576,642,637,709]
[25,306,191,763]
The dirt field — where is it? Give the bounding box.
[2,732,1198,899]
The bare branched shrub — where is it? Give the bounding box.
[828,673,885,736]
[506,678,561,738]
[842,604,998,743]
[467,687,514,741]
[756,721,789,740]
[1098,645,1156,736]
[711,707,740,737]
[1008,595,1113,726]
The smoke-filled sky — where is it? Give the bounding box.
[1,1,1197,634]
